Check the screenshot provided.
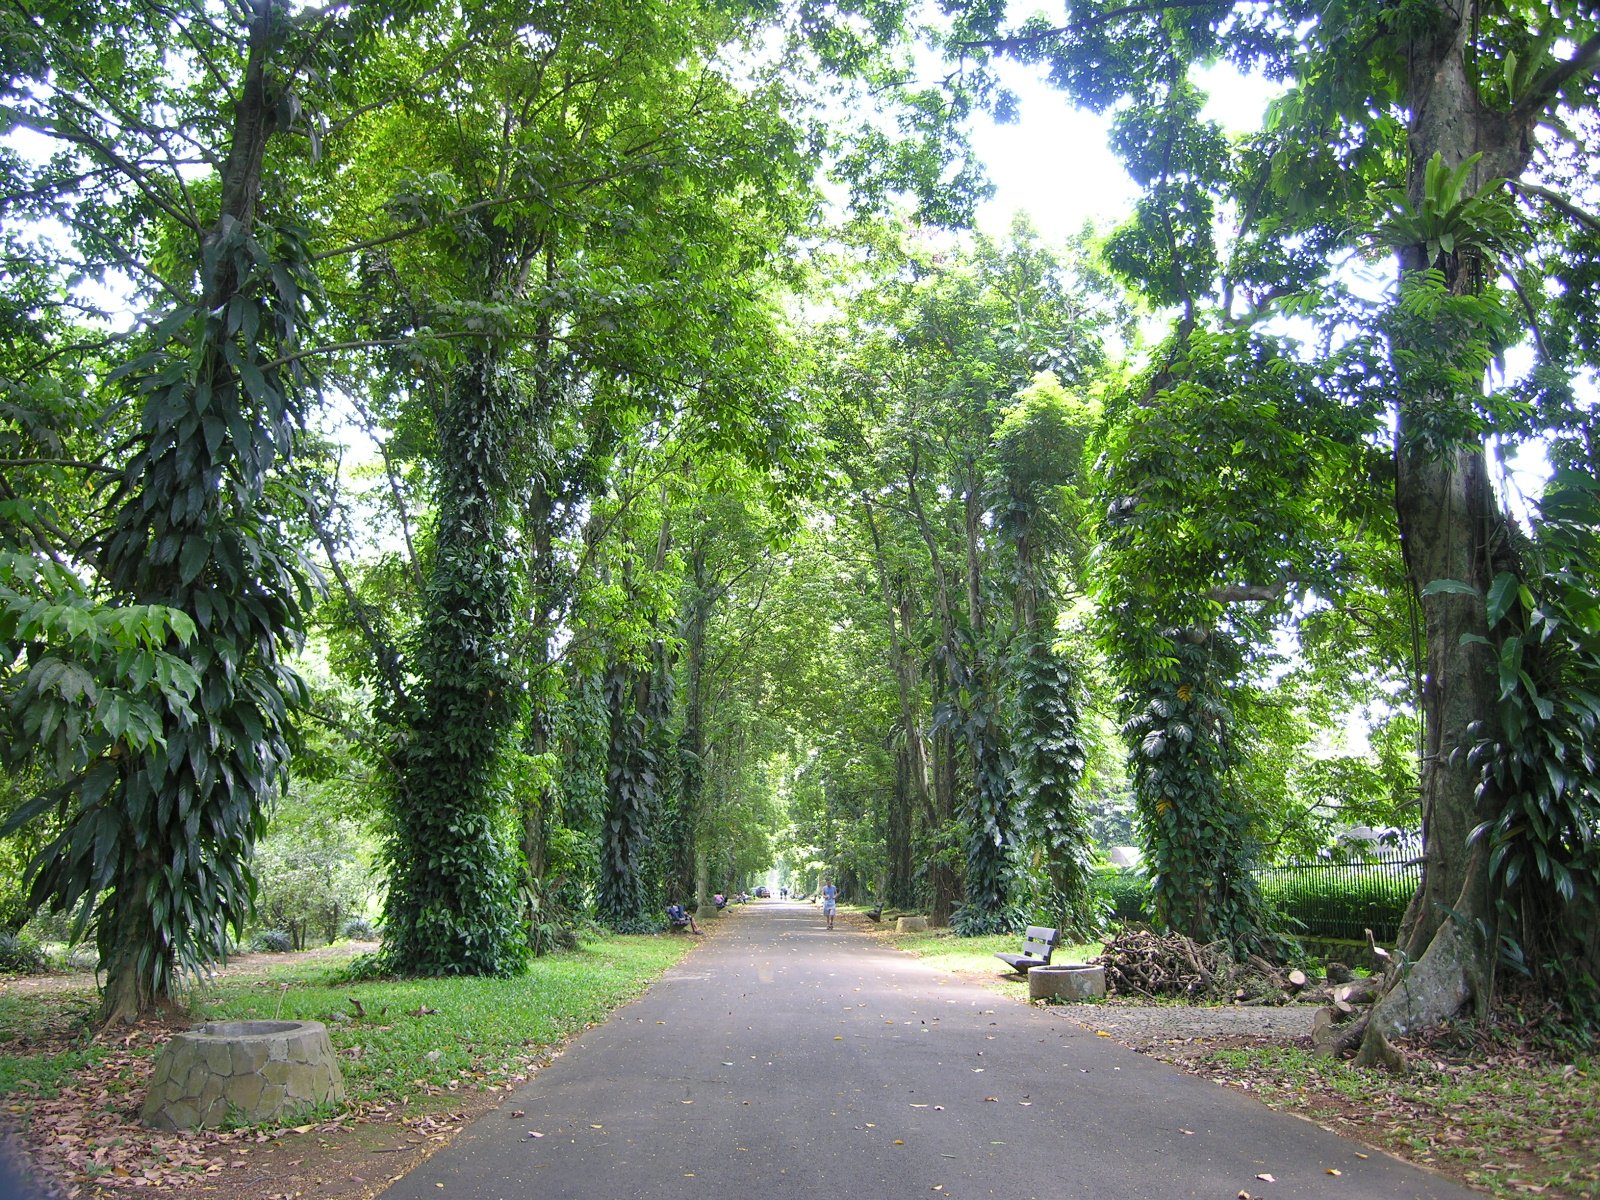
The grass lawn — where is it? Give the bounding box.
[0,933,696,1196]
[873,922,1102,986]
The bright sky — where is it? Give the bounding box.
[971,61,1274,242]
[968,60,1564,508]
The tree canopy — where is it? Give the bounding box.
[2,0,1596,1048]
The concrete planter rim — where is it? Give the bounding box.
[192,1019,313,1038]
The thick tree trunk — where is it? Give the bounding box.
[97,0,285,1027]
[1361,1,1538,1051]
[888,745,915,907]
[930,730,960,927]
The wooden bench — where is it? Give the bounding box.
[995,926,1059,974]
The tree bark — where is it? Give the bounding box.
[1361,0,1540,1049]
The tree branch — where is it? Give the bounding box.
[1207,581,1288,603]
[1512,31,1600,123]
[957,0,1228,53]
[1509,180,1600,234]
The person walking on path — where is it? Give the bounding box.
[821,877,837,930]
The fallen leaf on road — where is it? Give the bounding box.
[1326,1169,1342,1176]
[1257,1174,1276,1183]
[894,1140,905,1145]
[984,1097,998,1102]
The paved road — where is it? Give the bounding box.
[378,902,1477,1200]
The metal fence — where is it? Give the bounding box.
[1253,852,1421,944]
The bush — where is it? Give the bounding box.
[64,944,99,971]
[1094,868,1150,923]
[339,917,378,941]
[1255,860,1416,944]
[250,929,294,953]
[0,930,49,974]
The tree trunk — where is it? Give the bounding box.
[672,538,712,902]
[1362,1,1539,1048]
[96,0,288,1026]
[929,729,960,927]
[888,745,915,907]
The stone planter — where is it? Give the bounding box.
[895,916,928,932]
[141,1020,344,1131]
[1028,964,1107,1002]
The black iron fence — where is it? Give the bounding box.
[1253,852,1421,944]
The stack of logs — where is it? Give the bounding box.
[1091,929,1395,1059]
[1093,929,1379,1013]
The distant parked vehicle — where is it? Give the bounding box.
[754,886,770,898]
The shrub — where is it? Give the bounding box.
[339,917,378,941]
[1094,868,1150,923]
[1255,858,1417,944]
[64,944,99,971]
[0,930,49,974]
[250,929,294,953]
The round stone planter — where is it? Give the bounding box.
[895,916,928,933]
[1028,964,1107,1002]
[141,1019,344,1131]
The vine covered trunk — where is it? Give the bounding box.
[381,352,526,976]
[1362,0,1537,1050]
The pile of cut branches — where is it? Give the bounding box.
[1092,929,1306,1004]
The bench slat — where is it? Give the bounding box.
[994,926,1060,974]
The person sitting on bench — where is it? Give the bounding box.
[666,902,702,934]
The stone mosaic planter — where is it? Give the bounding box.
[141,1019,344,1131]
[1028,964,1107,1002]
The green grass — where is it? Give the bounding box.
[878,927,1102,979]
[0,990,106,1099]
[0,933,696,1117]
[193,934,694,1105]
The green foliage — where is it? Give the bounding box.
[0,552,200,775]
[1119,635,1271,950]
[252,792,377,951]
[1009,640,1097,939]
[1465,471,1600,992]
[1255,858,1418,944]
[595,654,672,933]
[6,213,320,1020]
[0,930,49,975]
[1092,320,1392,953]
[1376,154,1523,269]
[378,354,529,978]
[1093,867,1150,925]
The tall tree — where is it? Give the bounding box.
[0,0,379,1022]
[948,0,1600,1038]
[815,222,1123,931]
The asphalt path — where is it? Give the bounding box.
[378,901,1479,1200]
